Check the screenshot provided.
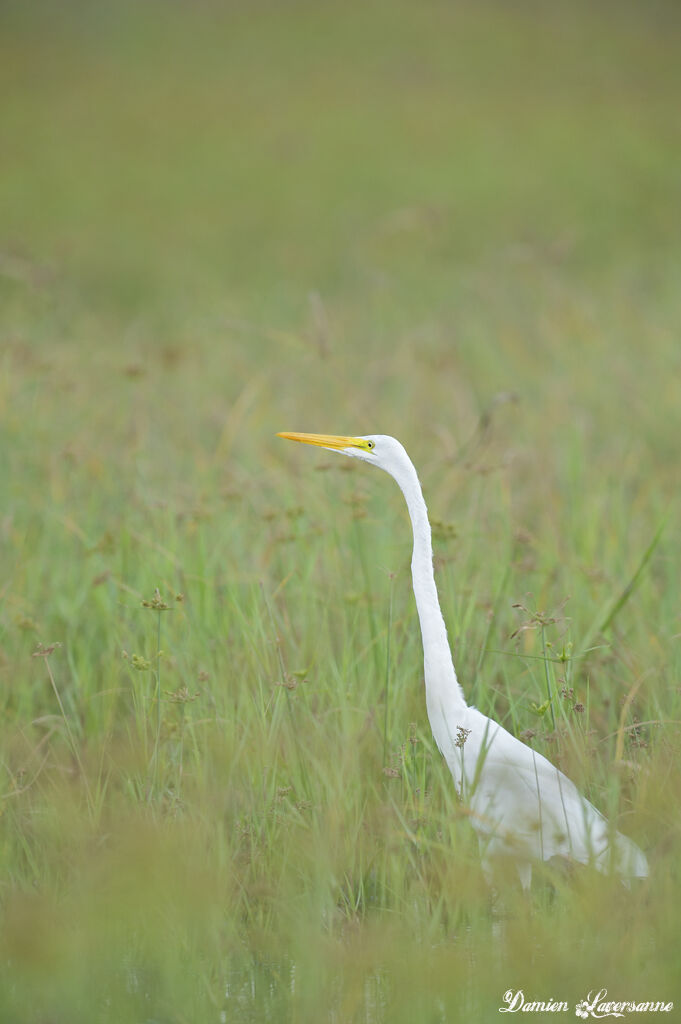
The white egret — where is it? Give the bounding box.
[278,432,648,889]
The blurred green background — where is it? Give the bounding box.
[2,1,681,1021]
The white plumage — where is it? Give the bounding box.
[278,431,648,889]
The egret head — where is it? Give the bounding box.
[277,432,414,485]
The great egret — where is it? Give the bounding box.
[277,432,648,889]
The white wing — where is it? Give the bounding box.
[434,706,647,882]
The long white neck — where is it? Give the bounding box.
[392,460,467,713]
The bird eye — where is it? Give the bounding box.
[366,441,374,449]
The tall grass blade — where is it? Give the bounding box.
[598,519,666,635]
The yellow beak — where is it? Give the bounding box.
[277,431,370,452]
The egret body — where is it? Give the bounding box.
[277,432,648,889]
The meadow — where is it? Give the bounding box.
[1,1,681,1020]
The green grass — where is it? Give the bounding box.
[1,1,681,1020]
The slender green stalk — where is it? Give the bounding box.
[260,582,311,800]
[42,651,94,816]
[353,516,381,679]
[541,625,556,731]
[153,608,162,795]
[598,519,667,634]
[383,573,394,767]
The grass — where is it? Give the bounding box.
[1,0,681,1020]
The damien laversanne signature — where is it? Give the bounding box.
[499,989,674,1018]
